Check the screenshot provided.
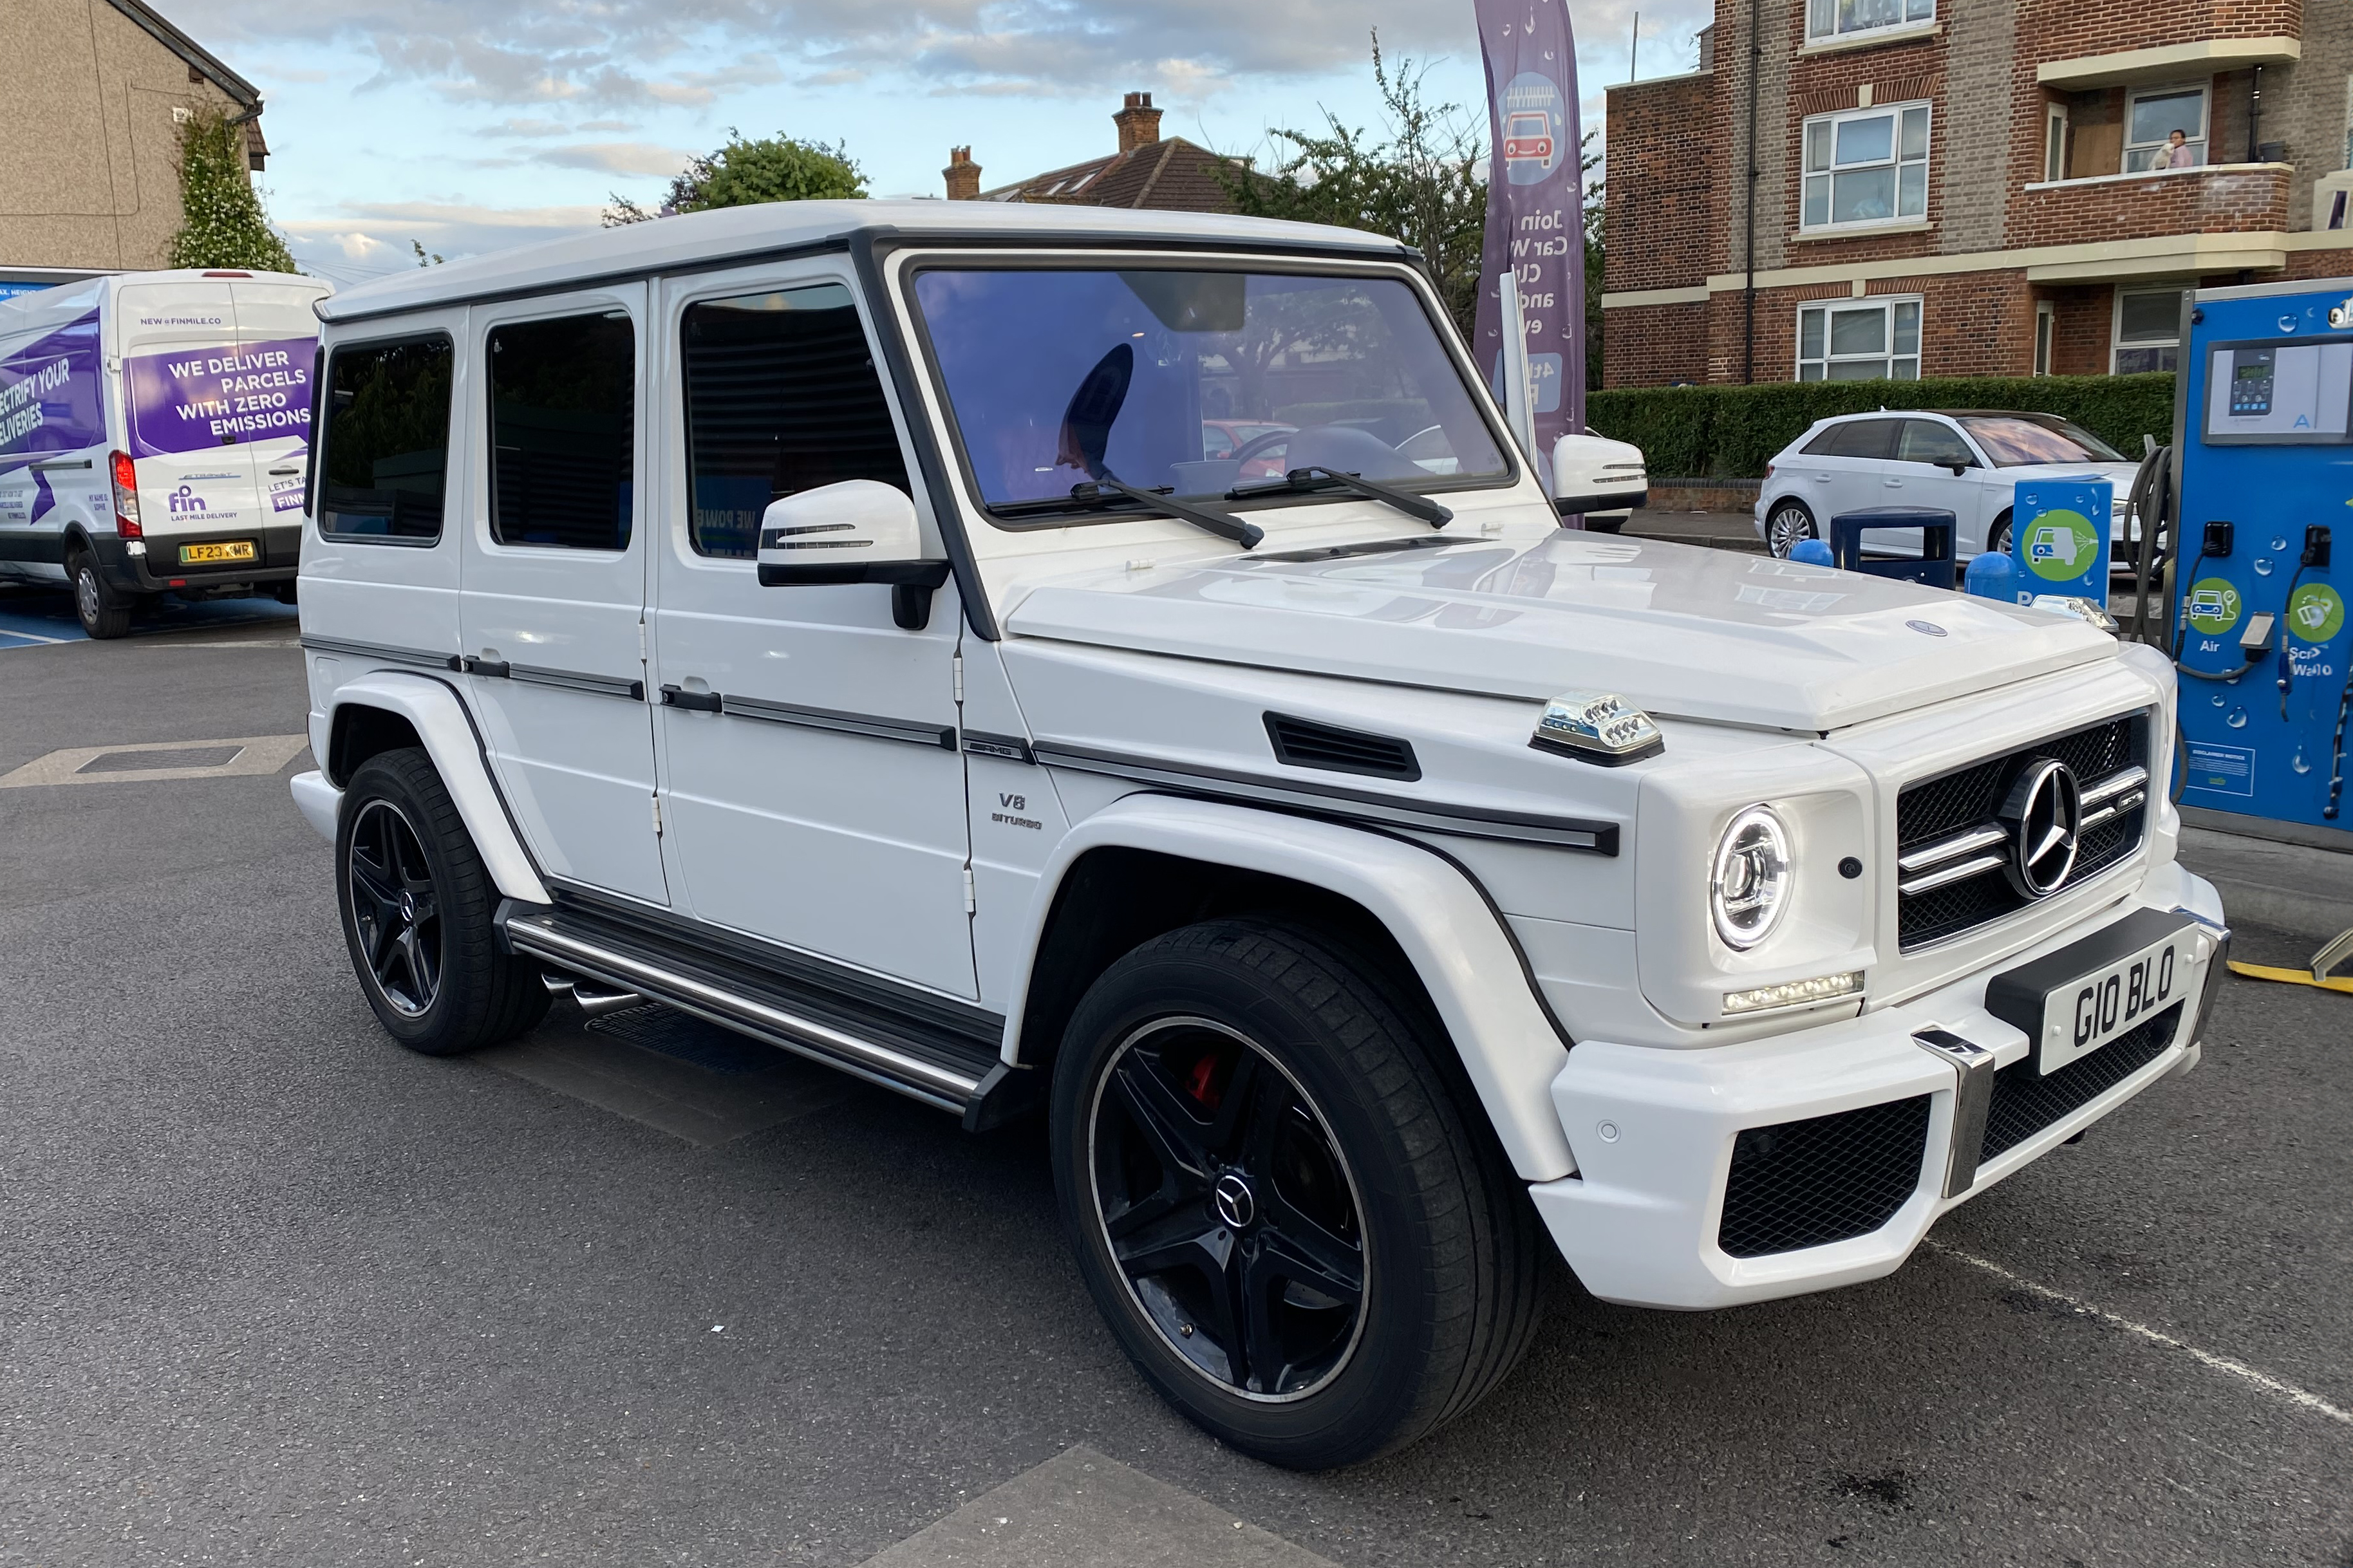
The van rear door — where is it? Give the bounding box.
[117,279,267,571]
[227,276,326,530]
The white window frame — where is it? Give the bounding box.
[2034,301,2056,376]
[1796,295,1923,382]
[1801,102,1933,232]
[2112,286,2186,375]
[2123,82,2209,174]
[2043,104,2068,183]
[1804,0,1935,42]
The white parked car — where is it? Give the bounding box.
[288,202,2228,1470]
[1755,409,2142,567]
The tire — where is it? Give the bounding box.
[273,580,299,606]
[1582,515,1626,534]
[1050,919,1548,1470]
[1763,498,1817,557]
[69,551,133,639]
[335,747,547,1056]
[1990,511,2014,556]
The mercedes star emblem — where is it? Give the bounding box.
[1212,1173,1256,1231]
[1998,757,2083,898]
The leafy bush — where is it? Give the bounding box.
[1588,373,2176,478]
[605,131,865,225]
[167,107,297,272]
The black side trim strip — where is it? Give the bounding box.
[302,634,462,670]
[489,661,646,701]
[720,693,955,749]
[1032,741,1620,854]
[961,730,1036,764]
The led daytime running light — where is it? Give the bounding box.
[1722,971,1864,1015]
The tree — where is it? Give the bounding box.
[1582,133,1604,393]
[167,107,297,272]
[1221,35,1487,337]
[605,131,867,226]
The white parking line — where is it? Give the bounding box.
[1927,1241,2353,1428]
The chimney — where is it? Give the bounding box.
[943,145,980,201]
[1114,91,1163,154]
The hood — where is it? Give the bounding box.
[1004,530,2117,733]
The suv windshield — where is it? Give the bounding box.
[1958,415,2125,466]
[910,267,1510,514]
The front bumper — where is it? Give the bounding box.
[1531,868,2227,1309]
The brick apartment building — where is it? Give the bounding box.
[1602,0,2353,386]
[942,92,1244,212]
[1,0,269,290]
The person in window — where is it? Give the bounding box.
[2151,129,2200,171]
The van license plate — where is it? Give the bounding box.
[1984,910,2200,1077]
[180,540,257,565]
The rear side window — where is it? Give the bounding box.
[488,312,636,550]
[1803,418,1897,460]
[680,282,910,559]
[317,335,453,543]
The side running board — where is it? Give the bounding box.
[498,898,1032,1126]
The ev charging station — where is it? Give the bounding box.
[2170,279,2353,846]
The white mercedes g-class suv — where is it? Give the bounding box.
[288,201,2228,1470]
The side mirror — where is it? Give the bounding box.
[756,480,952,630]
[1942,458,1973,475]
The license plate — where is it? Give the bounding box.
[1985,910,2202,1076]
[180,540,257,565]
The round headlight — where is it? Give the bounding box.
[1711,805,1792,950]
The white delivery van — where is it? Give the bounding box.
[0,268,329,636]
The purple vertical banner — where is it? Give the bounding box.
[1473,0,1584,457]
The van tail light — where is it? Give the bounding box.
[109,450,143,539]
[1763,463,1776,481]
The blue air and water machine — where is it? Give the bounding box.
[1949,277,2353,850]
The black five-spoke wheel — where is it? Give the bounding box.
[346,798,442,1017]
[1053,919,1550,1469]
[335,747,547,1054]
[1090,1016,1367,1401]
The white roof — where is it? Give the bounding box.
[317,200,1413,322]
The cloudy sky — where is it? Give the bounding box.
[163,0,1712,284]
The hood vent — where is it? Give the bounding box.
[1264,713,1421,781]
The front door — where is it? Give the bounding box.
[649,268,975,998]
[458,285,668,906]
[1887,418,1988,555]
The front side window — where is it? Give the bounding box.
[2113,287,2186,373]
[487,311,635,551]
[1803,105,1930,229]
[316,335,452,543]
[2124,86,2208,173]
[1805,0,1933,39]
[1958,416,2126,466]
[680,282,910,559]
[910,267,1509,518]
[1797,299,1921,380]
[1897,418,1974,466]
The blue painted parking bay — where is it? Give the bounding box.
[0,588,297,649]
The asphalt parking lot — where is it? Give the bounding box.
[1,608,2348,1567]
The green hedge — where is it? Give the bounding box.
[1586,373,2176,480]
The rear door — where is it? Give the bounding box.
[458,285,668,907]
[227,277,328,549]
[115,279,270,573]
[1790,416,1894,527]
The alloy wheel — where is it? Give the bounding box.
[346,798,443,1016]
[1767,505,1815,557]
[75,566,101,628]
[1087,1016,1368,1402]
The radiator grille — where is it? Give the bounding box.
[1897,714,2147,950]
[1717,1095,1932,1258]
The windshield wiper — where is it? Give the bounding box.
[1228,466,1452,528]
[998,480,1262,549]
